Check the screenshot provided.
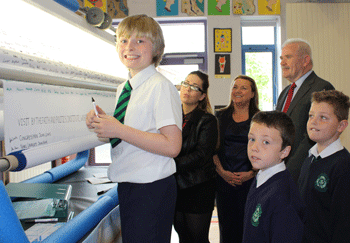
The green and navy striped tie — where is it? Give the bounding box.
[110,80,132,148]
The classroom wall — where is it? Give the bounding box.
[122,1,350,123]
[286,2,350,148]
[125,0,290,109]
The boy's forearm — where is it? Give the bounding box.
[118,124,182,158]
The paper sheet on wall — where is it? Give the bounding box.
[3,80,116,156]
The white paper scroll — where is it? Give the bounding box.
[3,80,116,158]
[13,134,108,170]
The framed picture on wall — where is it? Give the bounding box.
[214,28,232,53]
[215,54,231,79]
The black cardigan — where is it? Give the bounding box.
[174,108,218,189]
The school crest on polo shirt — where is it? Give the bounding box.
[251,204,262,227]
[314,173,329,192]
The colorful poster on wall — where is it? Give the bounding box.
[84,0,107,12]
[232,0,255,15]
[215,54,231,79]
[258,0,280,15]
[157,0,179,16]
[108,0,129,18]
[181,0,204,16]
[208,0,230,15]
[79,0,129,18]
[214,28,232,53]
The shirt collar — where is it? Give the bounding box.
[128,64,157,90]
[256,162,286,188]
[308,138,343,160]
[294,70,313,91]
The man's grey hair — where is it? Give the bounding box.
[282,38,313,65]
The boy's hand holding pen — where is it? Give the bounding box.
[86,97,104,129]
[92,97,99,118]
[87,97,123,138]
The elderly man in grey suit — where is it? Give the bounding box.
[276,38,334,182]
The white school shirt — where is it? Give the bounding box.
[308,138,344,161]
[256,162,286,188]
[108,65,182,183]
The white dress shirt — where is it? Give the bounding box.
[108,65,182,183]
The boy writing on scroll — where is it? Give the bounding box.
[298,90,350,243]
[86,15,182,243]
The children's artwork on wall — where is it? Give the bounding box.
[232,0,255,15]
[208,0,230,15]
[258,0,280,15]
[79,0,129,18]
[108,0,129,18]
[157,0,179,16]
[181,0,204,16]
[84,0,107,12]
[215,54,231,79]
[214,28,232,53]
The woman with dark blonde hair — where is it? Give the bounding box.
[213,75,260,243]
[174,70,218,243]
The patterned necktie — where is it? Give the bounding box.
[110,81,132,148]
[282,82,297,113]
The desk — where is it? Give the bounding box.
[26,166,121,243]
[57,166,117,216]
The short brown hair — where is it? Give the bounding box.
[311,90,350,121]
[251,111,295,151]
[116,14,165,67]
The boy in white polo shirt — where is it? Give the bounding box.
[86,14,182,242]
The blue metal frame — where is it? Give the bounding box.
[241,27,278,107]
[0,150,119,243]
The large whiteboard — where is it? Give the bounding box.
[3,80,116,155]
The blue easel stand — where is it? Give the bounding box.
[0,181,29,243]
[24,150,89,184]
[43,192,118,243]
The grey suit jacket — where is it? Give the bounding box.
[276,71,334,182]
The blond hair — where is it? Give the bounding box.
[116,14,165,67]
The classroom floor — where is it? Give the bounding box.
[171,206,220,243]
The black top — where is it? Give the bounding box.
[174,108,218,189]
[216,107,253,173]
